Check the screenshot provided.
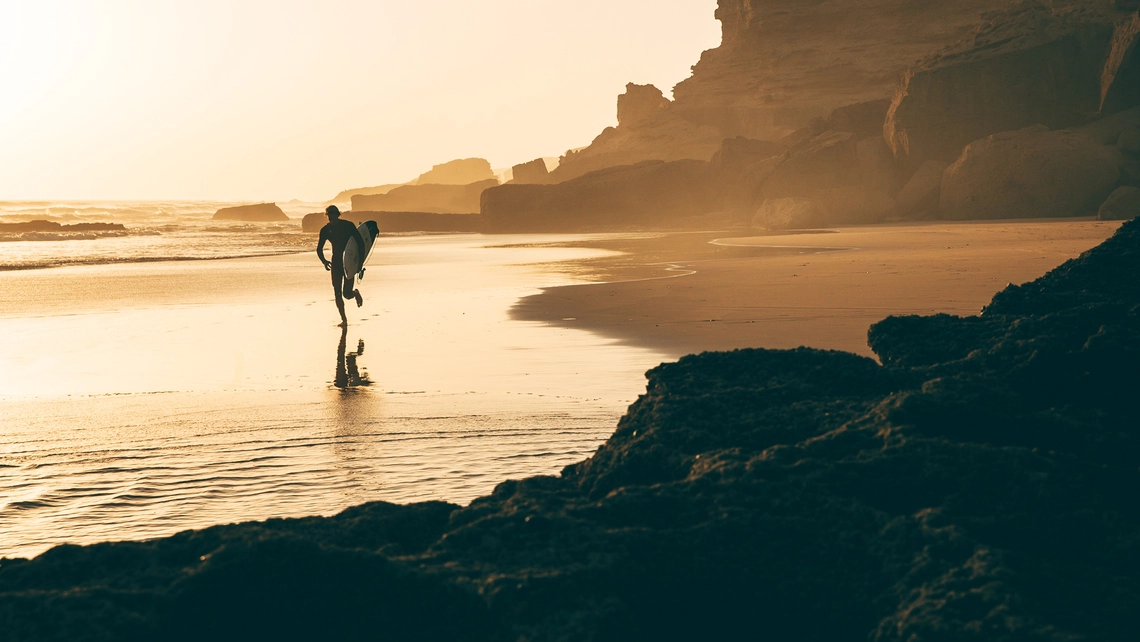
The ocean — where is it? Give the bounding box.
[0,201,667,559]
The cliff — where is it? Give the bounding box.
[552,0,1012,182]
[351,179,499,215]
[212,203,288,222]
[482,160,720,232]
[3,214,1138,642]
[329,184,405,204]
[413,158,494,185]
[885,1,1140,168]
[327,159,496,204]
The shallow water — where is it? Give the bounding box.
[0,234,667,559]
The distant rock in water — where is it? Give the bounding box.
[413,158,494,186]
[353,179,498,215]
[0,220,126,233]
[3,218,1138,640]
[212,203,288,222]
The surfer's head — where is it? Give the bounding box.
[325,205,341,220]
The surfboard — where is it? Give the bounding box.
[343,220,379,279]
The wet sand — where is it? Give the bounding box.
[0,234,667,559]
[513,219,1123,358]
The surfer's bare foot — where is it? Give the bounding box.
[354,291,363,307]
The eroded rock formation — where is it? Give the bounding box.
[3,214,1138,642]
[482,161,717,232]
[413,158,495,186]
[552,0,1011,182]
[352,179,498,215]
[509,158,550,185]
[212,203,288,222]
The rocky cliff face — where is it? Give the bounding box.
[885,1,1140,168]
[3,216,1138,642]
[552,0,1011,182]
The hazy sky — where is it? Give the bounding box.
[0,1,720,202]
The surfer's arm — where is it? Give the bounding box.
[316,229,331,270]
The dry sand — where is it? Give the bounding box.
[513,219,1123,358]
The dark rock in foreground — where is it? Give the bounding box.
[212,203,288,222]
[3,221,1140,641]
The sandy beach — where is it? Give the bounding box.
[0,234,666,559]
[514,219,1123,358]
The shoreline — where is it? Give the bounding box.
[511,218,1122,358]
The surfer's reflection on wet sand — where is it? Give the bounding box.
[334,326,372,390]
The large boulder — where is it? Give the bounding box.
[482,160,716,232]
[1099,185,1140,219]
[352,179,499,215]
[940,125,1122,220]
[212,203,288,222]
[760,131,861,199]
[885,2,1138,168]
[752,197,826,230]
[509,159,550,185]
[753,187,894,230]
[893,160,949,217]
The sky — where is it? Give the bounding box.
[0,1,721,202]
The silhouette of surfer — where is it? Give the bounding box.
[317,205,366,326]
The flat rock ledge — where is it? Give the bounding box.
[3,221,1139,641]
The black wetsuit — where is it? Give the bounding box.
[318,219,365,298]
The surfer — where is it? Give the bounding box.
[316,205,366,326]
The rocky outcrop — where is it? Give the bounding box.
[940,125,1122,219]
[352,179,498,215]
[367,212,483,233]
[1099,185,1140,218]
[329,184,406,204]
[616,83,670,127]
[553,1,1010,181]
[212,203,288,222]
[0,220,126,233]
[482,160,718,232]
[885,1,1140,169]
[413,158,495,186]
[3,216,1138,642]
[509,159,550,184]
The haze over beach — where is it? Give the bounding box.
[3,1,1140,640]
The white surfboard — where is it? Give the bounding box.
[343,220,378,279]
